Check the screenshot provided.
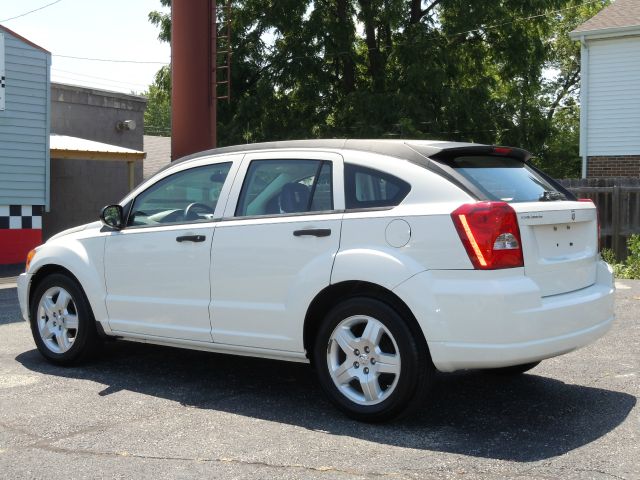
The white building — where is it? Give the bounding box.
[570,0,640,178]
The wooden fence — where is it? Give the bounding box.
[558,178,640,260]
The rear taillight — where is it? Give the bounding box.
[579,198,600,250]
[451,202,523,269]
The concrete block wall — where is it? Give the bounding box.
[51,83,146,150]
[43,158,137,239]
[42,83,147,239]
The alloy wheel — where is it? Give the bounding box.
[326,315,401,406]
[36,286,79,354]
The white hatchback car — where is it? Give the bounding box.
[18,139,615,421]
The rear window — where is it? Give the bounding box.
[448,156,565,203]
[345,164,411,209]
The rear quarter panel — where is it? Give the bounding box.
[332,151,473,289]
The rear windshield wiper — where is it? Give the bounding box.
[539,191,566,201]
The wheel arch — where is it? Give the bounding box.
[28,263,109,338]
[29,264,80,310]
[303,280,428,361]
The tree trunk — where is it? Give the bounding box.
[410,0,423,24]
[359,0,385,92]
[546,68,580,123]
[410,0,445,25]
[336,0,355,94]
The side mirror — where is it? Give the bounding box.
[100,204,125,230]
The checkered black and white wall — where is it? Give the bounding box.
[0,205,43,230]
[0,205,43,265]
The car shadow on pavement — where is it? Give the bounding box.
[16,340,635,463]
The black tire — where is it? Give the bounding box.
[313,297,434,422]
[488,361,541,375]
[29,273,102,365]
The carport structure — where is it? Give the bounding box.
[44,134,145,239]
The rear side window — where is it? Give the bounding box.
[448,156,565,203]
[345,164,410,209]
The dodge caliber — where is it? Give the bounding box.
[17,139,615,422]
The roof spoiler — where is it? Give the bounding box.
[429,145,532,163]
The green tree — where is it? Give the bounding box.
[531,0,611,177]
[144,0,171,137]
[147,0,609,177]
[144,83,171,136]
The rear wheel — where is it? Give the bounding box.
[313,297,433,422]
[29,273,101,365]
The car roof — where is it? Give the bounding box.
[171,139,475,164]
[160,139,532,176]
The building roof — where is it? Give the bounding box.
[570,0,640,39]
[0,24,50,54]
[51,82,148,105]
[143,135,171,179]
[50,134,145,161]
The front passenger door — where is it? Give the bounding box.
[104,158,238,342]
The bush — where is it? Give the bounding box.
[602,234,640,279]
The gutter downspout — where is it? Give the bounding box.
[579,35,588,179]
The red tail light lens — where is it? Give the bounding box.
[493,147,512,155]
[451,202,523,269]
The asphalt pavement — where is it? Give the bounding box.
[0,280,638,479]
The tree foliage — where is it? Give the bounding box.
[146,0,610,178]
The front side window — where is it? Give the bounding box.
[128,162,232,227]
[235,159,333,217]
[345,164,411,209]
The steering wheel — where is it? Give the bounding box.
[184,202,214,220]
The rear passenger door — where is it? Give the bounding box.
[209,151,344,353]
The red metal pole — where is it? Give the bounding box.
[171,0,217,161]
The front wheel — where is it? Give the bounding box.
[313,297,433,422]
[29,273,101,365]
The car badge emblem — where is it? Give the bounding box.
[571,210,576,221]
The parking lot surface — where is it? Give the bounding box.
[0,280,638,479]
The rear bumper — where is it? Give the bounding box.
[393,260,615,372]
[17,273,31,322]
[428,315,613,371]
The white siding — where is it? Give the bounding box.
[586,36,640,156]
[0,30,50,207]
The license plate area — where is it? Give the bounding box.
[534,222,592,260]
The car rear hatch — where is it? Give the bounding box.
[510,201,598,296]
[416,144,599,297]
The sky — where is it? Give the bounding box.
[1,0,171,95]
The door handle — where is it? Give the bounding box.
[176,234,206,243]
[293,229,331,237]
